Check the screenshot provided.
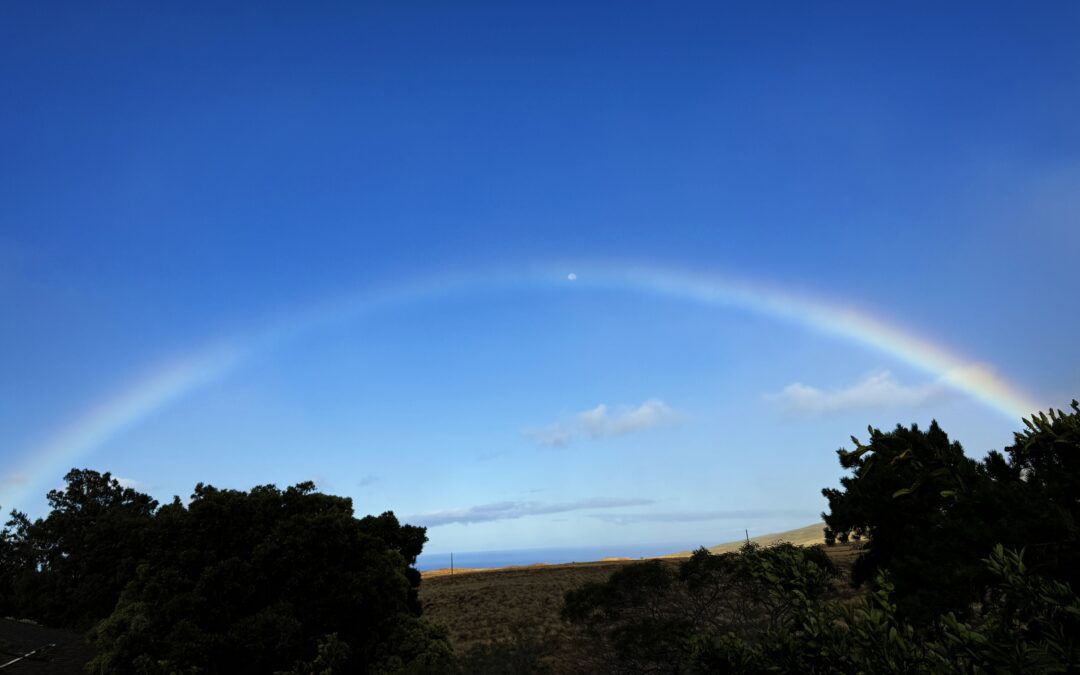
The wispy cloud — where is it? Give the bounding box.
[767,370,946,416]
[0,473,29,497]
[590,508,816,525]
[525,399,681,447]
[406,497,654,527]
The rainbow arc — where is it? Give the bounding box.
[2,264,1043,509]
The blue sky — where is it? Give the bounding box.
[2,2,1078,555]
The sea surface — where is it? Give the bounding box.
[416,542,700,572]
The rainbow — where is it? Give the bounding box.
[1,263,1044,510]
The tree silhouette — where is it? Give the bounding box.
[88,480,451,674]
[0,469,157,629]
[822,402,1080,621]
[0,470,452,673]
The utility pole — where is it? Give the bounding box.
[450,552,454,577]
[745,529,750,545]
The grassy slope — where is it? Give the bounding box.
[421,560,639,655]
[420,523,856,658]
[667,522,828,557]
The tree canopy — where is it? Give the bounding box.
[1,469,158,629]
[822,401,1080,621]
[0,471,453,674]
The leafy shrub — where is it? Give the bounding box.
[458,627,556,675]
[562,542,837,673]
[823,402,1080,622]
[565,543,1080,674]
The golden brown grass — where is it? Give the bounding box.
[666,522,832,557]
[421,559,650,653]
[419,524,864,659]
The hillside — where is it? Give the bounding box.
[420,524,856,663]
[668,522,828,557]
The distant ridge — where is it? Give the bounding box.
[666,522,826,558]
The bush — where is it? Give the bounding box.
[565,543,1080,674]
[562,542,838,673]
[457,627,556,675]
[713,545,1079,674]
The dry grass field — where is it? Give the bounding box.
[420,523,864,662]
[421,559,652,655]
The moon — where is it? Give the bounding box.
[567,272,577,281]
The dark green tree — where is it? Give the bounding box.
[990,401,1080,585]
[822,402,1080,622]
[822,527,836,546]
[821,421,986,620]
[0,469,157,629]
[1,470,453,673]
[87,480,451,674]
[0,508,30,612]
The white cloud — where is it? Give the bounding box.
[407,497,654,527]
[525,399,681,447]
[768,370,946,415]
[115,476,147,491]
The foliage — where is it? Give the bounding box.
[929,545,1080,673]
[0,469,158,629]
[86,481,447,674]
[0,470,450,674]
[994,402,1080,584]
[457,627,556,675]
[561,542,837,673]
[561,402,1080,672]
[564,543,1080,674]
[369,616,459,674]
[821,420,984,620]
[277,634,352,675]
[822,402,1080,621]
